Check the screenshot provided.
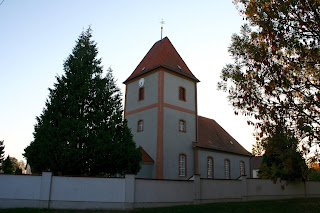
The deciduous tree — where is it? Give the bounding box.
[257,125,308,183]
[219,0,320,152]
[24,28,141,176]
[309,168,320,181]
[8,157,25,174]
[218,0,318,181]
[252,138,264,156]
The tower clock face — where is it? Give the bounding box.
[139,78,145,87]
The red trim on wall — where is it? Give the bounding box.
[124,69,159,117]
[125,103,158,116]
[163,103,196,114]
[156,71,164,179]
[164,69,198,83]
[124,67,199,179]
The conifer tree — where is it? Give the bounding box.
[2,156,14,174]
[24,28,141,176]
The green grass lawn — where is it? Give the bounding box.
[1,198,320,213]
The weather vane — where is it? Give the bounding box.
[160,19,165,40]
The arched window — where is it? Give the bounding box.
[179,154,187,177]
[225,159,230,179]
[207,157,214,179]
[137,119,144,132]
[179,86,186,101]
[138,87,144,101]
[179,119,186,132]
[240,161,245,176]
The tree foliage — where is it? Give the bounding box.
[258,125,308,183]
[2,156,14,174]
[218,0,319,182]
[1,154,25,174]
[0,140,4,169]
[309,168,320,181]
[24,28,141,176]
[252,134,265,156]
[219,0,320,153]
[8,157,25,174]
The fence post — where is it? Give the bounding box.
[40,172,52,208]
[240,175,248,201]
[125,174,135,209]
[193,174,201,204]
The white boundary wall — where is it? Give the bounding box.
[200,179,242,203]
[1,173,320,210]
[134,179,193,208]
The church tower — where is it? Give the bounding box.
[124,37,199,179]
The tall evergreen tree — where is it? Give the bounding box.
[0,140,4,169]
[24,28,141,176]
[2,156,14,174]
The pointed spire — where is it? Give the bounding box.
[124,37,199,83]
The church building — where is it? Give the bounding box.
[123,37,252,180]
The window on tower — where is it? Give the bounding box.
[137,119,144,132]
[138,87,144,101]
[179,86,186,101]
[179,119,186,132]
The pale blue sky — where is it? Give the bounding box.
[0,0,254,161]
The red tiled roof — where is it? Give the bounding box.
[124,37,199,83]
[140,148,154,163]
[196,116,252,156]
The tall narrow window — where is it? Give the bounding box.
[207,157,214,179]
[137,120,144,132]
[179,154,187,177]
[179,120,186,132]
[179,87,186,101]
[138,87,144,101]
[240,161,245,176]
[225,159,230,179]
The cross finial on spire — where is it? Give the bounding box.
[160,19,165,40]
